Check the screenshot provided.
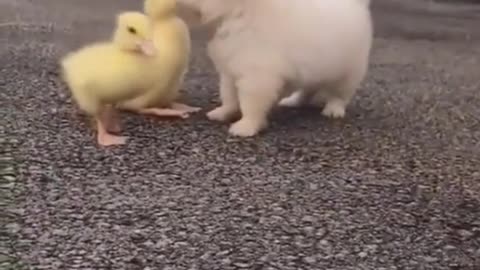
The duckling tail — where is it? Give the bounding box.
[144,0,176,20]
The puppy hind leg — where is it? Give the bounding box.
[278,89,308,107]
[322,97,349,119]
[229,76,283,137]
[207,73,240,122]
[322,69,366,119]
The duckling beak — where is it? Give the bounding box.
[139,40,156,56]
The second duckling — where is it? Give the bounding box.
[116,0,200,118]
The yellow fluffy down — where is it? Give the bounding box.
[61,43,159,115]
[117,0,191,110]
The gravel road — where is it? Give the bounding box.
[1,0,479,269]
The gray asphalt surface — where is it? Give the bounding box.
[2,0,480,269]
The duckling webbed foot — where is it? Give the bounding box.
[96,117,127,146]
[138,108,190,119]
[102,106,122,133]
[106,121,122,134]
[171,102,201,113]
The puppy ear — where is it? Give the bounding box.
[200,12,223,28]
[176,4,203,27]
[198,0,232,26]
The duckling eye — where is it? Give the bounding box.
[127,26,137,34]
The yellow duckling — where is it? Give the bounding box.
[60,11,158,146]
[116,0,200,118]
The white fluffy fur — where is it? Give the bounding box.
[177,0,373,137]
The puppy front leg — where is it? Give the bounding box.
[229,76,283,137]
[207,73,240,122]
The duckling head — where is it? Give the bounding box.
[144,0,176,20]
[113,11,156,56]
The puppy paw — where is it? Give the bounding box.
[322,100,346,118]
[278,91,304,107]
[228,119,264,137]
[207,106,237,122]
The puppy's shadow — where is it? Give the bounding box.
[271,105,347,129]
[269,103,389,138]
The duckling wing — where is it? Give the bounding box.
[61,44,158,104]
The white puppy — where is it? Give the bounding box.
[176,0,373,137]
